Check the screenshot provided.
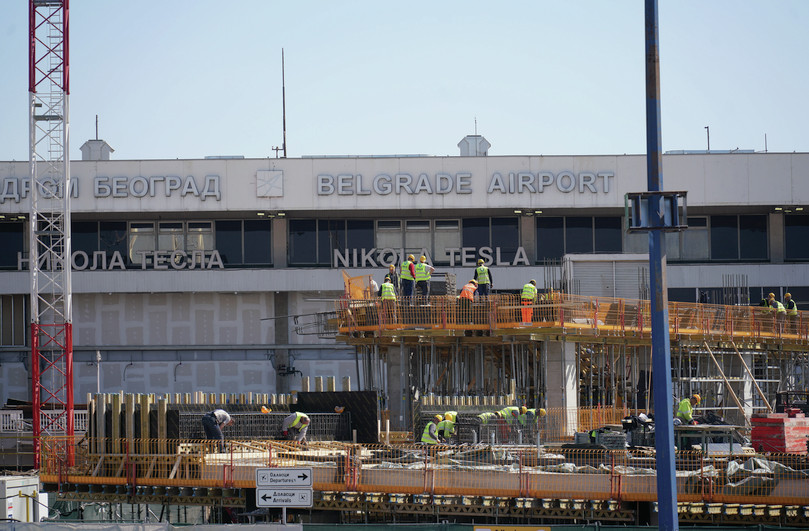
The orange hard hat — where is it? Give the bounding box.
[691,394,701,404]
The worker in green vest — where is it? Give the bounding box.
[400,254,416,302]
[771,297,787,333]
[473,259,493,297]
[421,414,443,444]
[676,394,700,425]
[437,413,456,443]
[474,411,501,442]
[521,280,538,324]
[379,275,397,324]
[413,256,435,304]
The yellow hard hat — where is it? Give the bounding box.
[470,279,478,285]
[420,256,427,262]
[408,254,415,261]
[477,259,484,265]
[389,264,395,270]
[691,393,701,404]
[768,293,775,299]
[261,406,271,414]
[538,408,547,417]
[530,279,536,285]
[434,414,443,423]
[520,406,527,414]
[444,413,453,421]
[785,292,792,298]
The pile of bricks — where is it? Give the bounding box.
[751,409,809,454]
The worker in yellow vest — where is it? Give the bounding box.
[771,297,787,333]
[473,259,492,297]
[421,414,443,444]
[379,275,397,324]
[413,256,435,304]
[521,280,538,324]
[675,394,700,425]
[400,254,416,302]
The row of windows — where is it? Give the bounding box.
[2,214,809,269]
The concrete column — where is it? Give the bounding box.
[272,217,288,268]
[545,340,578,435]
[386,345,406,429]
[519,215,536,265]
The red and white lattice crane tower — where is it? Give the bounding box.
[28,0,74,467]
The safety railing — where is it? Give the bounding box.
[39,436,809,506]
[336,292,809,346]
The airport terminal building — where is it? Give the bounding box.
[1,137,808,419]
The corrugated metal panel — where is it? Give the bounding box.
[566,256,649,299]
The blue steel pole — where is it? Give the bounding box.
[644,1,678,530]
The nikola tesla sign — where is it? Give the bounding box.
[316,171,614,196]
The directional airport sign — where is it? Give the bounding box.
[255,467,313,488]
[256,488,313,508]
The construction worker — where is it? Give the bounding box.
[379,275,397,324]
[201,409,234,452]
[281,412,311,443]
[400,254,416,301]
[458,279,477,324]
[413,255,435,304]
[437,413,456,443]
[473,258,493,297]
[785,293,798,334]
[421,414,443,444]
[521,279,538,324]
[386,264,399,294]
[474,411,501,443]
[771,296,787,333]
[675,394,700,425]
[519,408,546,444]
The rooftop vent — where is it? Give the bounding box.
[458,135,490,157]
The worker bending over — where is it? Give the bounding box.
[282,412,311,443]
[421,414,444,444]
[675,394,700,425]
[201,409,234,452]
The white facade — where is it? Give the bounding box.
[0,152,807,409]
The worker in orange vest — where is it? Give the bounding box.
[521,280,538,324]
[458,279,477,324]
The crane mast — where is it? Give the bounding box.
[29,0,74,467]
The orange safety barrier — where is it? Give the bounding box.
[40,436,809,507]
[336,292,809,348]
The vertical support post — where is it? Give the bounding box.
[645,2,678,530]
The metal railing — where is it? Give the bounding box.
[336,292,809,346]
[38,436,809,506]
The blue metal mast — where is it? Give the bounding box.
[644,1,679,530]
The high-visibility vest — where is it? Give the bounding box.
[421,421,439,444]
[476,266,490,285]
[521,283,537,301]
[676,398,693,422]
[437,419,455,438]
[499,406,519,424]
[401,260,414,281]
[290,412,309,428]
[774,301,786,314]
[380,282,396,300]
[761,300,774,314]
[414,262,431,281]
[478,412,497,424]
[460,283,476,301]
[786,299,798,316]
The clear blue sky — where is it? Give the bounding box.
[1,1,807,160]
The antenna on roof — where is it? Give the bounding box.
[474,116,477,135]
[95,115,99,140]
[273,49,288,158]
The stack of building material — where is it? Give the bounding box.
[751,409,809,454]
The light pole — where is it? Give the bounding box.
[705,126,710,151]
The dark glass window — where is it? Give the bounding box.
[594,217,622,253]
[244,220,272,265]
[0,222,24,269]
[536,217,564,261]
[347,220,374,249]
[491,218,519,262]
[668,288,696,303]
[710,216,738,260]
[566,217,593,254]
[215,221,243,265]
[99,221,127,264]
[739,215,767,260]
[289,219,317,265]
[462,218,489,249]
[72,221,99,254]
[785,216,809,261]
[318,220,346,267]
